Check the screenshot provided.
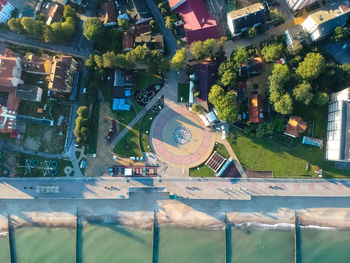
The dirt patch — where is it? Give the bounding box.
[23,137,40,151]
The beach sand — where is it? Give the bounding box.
[1,195,350,229]
[0,214,8,237]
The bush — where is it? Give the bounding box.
[313,92,329,105]
[192,104,203,113]
[194,91,200,97]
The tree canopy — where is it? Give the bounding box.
[171,48,187,70]
[261,43,283,62]
[296,52,326,81]
[332,26,348,42]
[234,46,248,64]
[293,81,313,105]
[83,17,105,42]
[208,85,238,122]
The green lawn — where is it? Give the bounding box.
[140,110,158,152]
[135,71,162,91]
[189,164,215,177]
[229,128,349,178]
[86,102,100,154]
[113,119,142,157]
[178,83,190,102]
[215,143,230,159]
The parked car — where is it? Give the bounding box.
[105,120,118,142]
[83,88,87,94]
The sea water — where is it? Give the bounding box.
[0,233,10,263]
[230,224,294,263]
[81,223,153,263]
[157,226,225,263]
[300,227,350,263]
[14,227,76,263]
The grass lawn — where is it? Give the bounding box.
[15,153,73,177]
[189,164,215,177]
[135,71,162,91]
[177,83,189,102]
[215,143,230,159]
[85,102,100,154]
[112,110,137,130]
[140,110,158,152]
[100,85,114,106]
[229,128,349,178]
[113,119,142,157]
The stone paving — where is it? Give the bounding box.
[150,103,215,168]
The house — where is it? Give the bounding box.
[285,0,318,13]
[48,56,78,94]
[134,34,164,51]
[0,104,16,134]
[135,17,152,35]
[122,30,134,51]
[169,0,219,44]
[103,1,117,27]
[0,49,23,88]
[15,84,43,102]
[227,3,266,36]
[193,60,220,111]
[0,0,15,24]
[301,5,350,42]
[284,115,307,138]
[46,4,64,25]
[248,94,264,123]
[22,53,52,75]
[112,70,135,98]
[239,57,263,77]
[325,88,350,162]
[285,25,309,52]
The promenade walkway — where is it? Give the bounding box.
[2,178,350,200]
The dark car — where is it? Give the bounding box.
[105,120,117,142]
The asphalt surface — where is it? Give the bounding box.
[2,177,350,200]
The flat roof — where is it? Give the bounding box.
[306,6,349,26]
[227,3,265,20]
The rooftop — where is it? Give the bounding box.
[103,1,117,25]
[306,5,350,26]
[122,31,134,51]
[248,94,264,123]
[284,115,307,138]
[170,0,218,44]
[16,84,43,102]
[227,3,265,20]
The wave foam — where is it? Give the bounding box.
[233,222,295,230]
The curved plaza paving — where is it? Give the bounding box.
[150,103,216,168]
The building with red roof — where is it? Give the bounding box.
[168,0,219,44]
[122,31,134,51]
[284,115,307,138]
[248,94,264,123]
[103,1,117,27]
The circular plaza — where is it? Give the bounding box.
[150,104,216,168]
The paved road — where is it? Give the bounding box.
[145,0,178,57]
[2,177,350,200]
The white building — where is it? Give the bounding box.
[301,5,350,42]
[326,88,350,162]
[286,0,318,12]
[0,0,15,24]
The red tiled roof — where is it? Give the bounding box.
[0,55,18,87]
[103,1,117,24]
[248,94,263,123]
[122,31,134,50]
[172,0,219,44]
[284,115,307,138]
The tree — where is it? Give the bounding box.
[32,20,45,39]
[83,17,104,41]
[313,92,329,105]
[61,16,76,39]
[220,70,236,87]
[203,38,217,58]
[261,43,283,62]
[63,5,77,19]
[147,50,170,74]
[165,16,176,30]
[85,54,96,69]
[274,93,293,114]
[233,46,248,64]
[77,106,89,118]
[149,19,159,33]
[296,52,326,81]
[171,48,187,70]
[118,18,130,31]
[20,17,34,34]
[43,25,55,42]
[248,27,257,38]
[192,104,204,114]
[208,85,238,122]
[332,26,348,42]
[8,18,23,33]
[293,81,313,105]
